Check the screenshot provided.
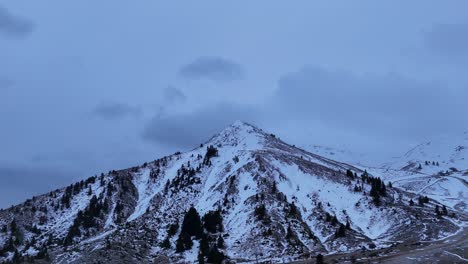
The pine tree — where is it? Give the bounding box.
[418,196,425,207]
[335,224,346,238]
[181,207,203,239]
[254,204,267,221]
[167,221,179,237]
[217,235,225,249]
[12,249,21,263]
[442,205,448,216]
[175,232,193,252]
[331,215,338,226]
[206,247,226,263]
[199,233,210,256]
[160,237,170,249]
[346,220,351,230]
[197,251,205,264]
[316,253,324,264]
[202,209,223,233]
[435,205,441,217]
[409,199,414,206]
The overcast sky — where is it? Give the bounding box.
[1,1,467,208]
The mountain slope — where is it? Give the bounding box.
[306,132,468,214]
[369,132,468,213]
[0,122,463,263]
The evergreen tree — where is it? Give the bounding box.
[160,237,171,249]
[199,233,210,256]
[335,224,346,238]
[206,247,226,263]
[346,220,351,230]
[254,204,267,221]
[380,181,387,196]
[167,221,179,237]
[12,249,21,264]
[409,199,414,206]
[418,196,424,207]
[181,207,203,239]
[331,215,338,226]
[175,232,193,253]
[316,254,324,264]
[435,205,441,217]
[442,205,448,216]
[217,235,225,249]
[202,209,223,233]
[288,202,298,217]
[197,251,205,264]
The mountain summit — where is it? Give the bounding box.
[0,122,463,263]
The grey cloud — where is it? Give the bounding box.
[0,165,76,209]
[422,23,468,63]
[92,102,141,120]
[275,66,468,139]
[163,86,186,103]
[142,103,258,148]
[0,5,34,37]
[179,56,244,82]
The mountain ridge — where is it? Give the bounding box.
[0,122,464,263]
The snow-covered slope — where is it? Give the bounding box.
[372,132,468,213]
[308,132,468,213]
[0,122,463,263]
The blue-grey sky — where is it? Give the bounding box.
[1,1,468,208]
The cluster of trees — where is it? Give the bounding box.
[425,161,439,166]
[60,176,97,209]
[346,169,358,179]
[324,212,352,238]
[254,204,268,221]
[171,207,226,263]
[166,146,220,192]
[63,195,109,246]
[203,145,219,166]
[287,202,301,219]
[347,170,392,206]
[0,220,49,262]
[418,196,430,206]
[435,205,448,217]
[169,162,202,191]
[367,176,386,206]
[408,196,430,207]
[353,185,362,192]
[0,220,23,258]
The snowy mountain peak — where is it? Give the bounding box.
[206,121,268,149]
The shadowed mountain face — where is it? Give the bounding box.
[0,122,463,263]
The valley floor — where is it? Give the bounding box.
[288,226,467,264]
